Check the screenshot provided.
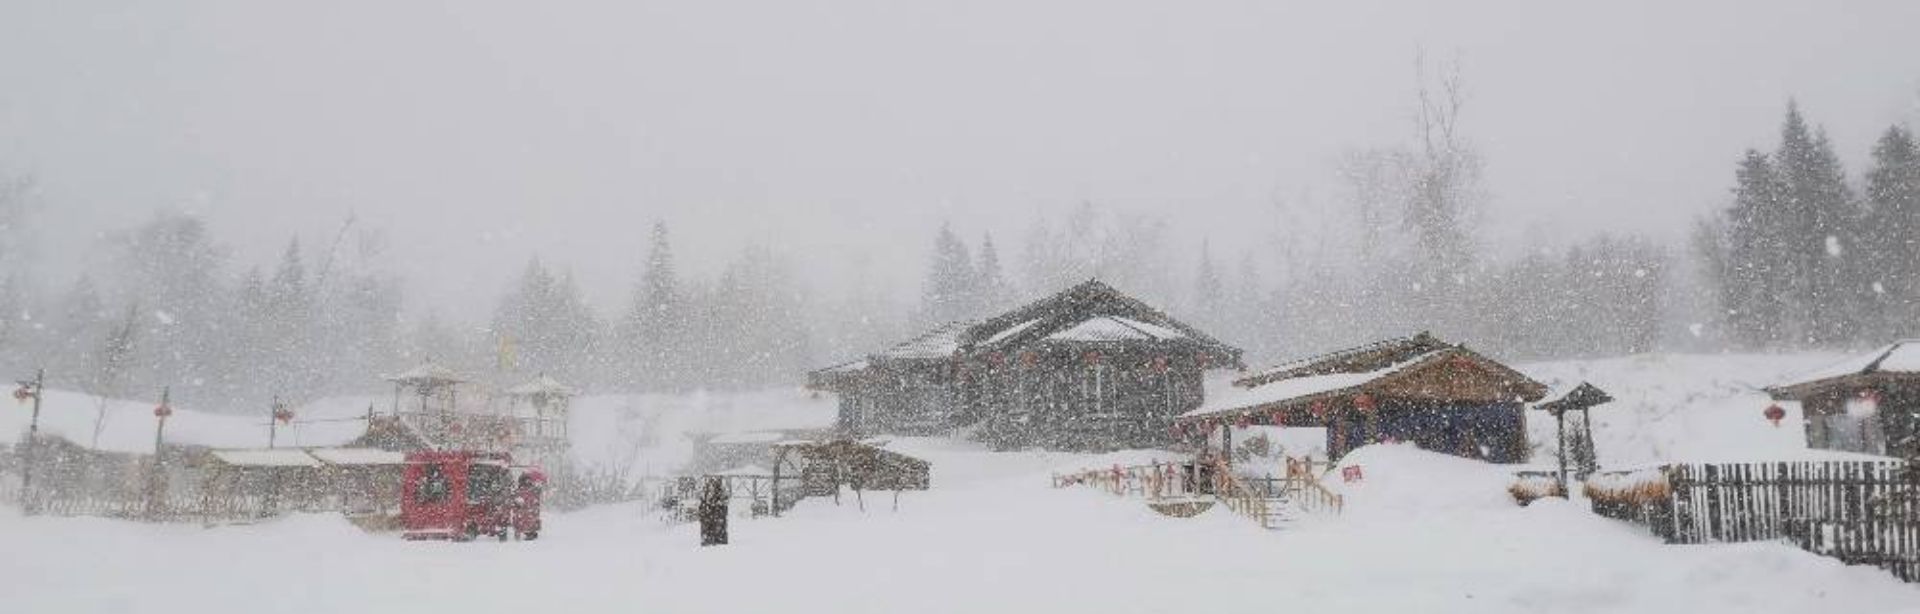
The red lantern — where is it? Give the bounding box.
[1354,393,1377,413]
[13,386,32,402]
[1763,404,1786,427]
[153,404,173,418]
[273,408,295,424]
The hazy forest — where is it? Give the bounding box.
[1,94,1916,414]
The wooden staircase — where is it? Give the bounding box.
[1053,455,1342,530]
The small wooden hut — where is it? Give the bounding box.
[808,280,1242,450]
[1177,333,1547,463]
[775,439,931,494]
[1765,340,1920,459]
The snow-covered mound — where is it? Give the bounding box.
[1323,443,1518,518]
[566,387,837,478]
[1521,353,1877,466]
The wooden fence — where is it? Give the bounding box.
[1588,460,1918,582]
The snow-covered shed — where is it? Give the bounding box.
[1177,333,1547,463]
[807,280,1242,450]
[1766,340,1920,459]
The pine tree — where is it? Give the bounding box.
[1722,149,1791,347]
[1861,125,1920,337]
[623,222,688,391]
[264,239,315,399]
[975,233,1010,312]
[1774,103,1860,345]
[1191,240,1224,329]
[921,223,976,324]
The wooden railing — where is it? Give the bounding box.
[1054,456,1343,528]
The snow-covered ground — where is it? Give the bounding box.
[4,353,1918,612]
[2,438,1913,613]
[1520,352,1873,466]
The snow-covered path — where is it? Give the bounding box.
[3,441,1915,614]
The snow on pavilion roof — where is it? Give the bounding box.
[382,362,465,385]
[507,374,578,397]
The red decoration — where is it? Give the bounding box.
[1341,465,1364,483]
[1354,393,1377,413]
[1083,351,1103,366]
[1763,404,1786,427]
[153,404,173,418]
[13,386,32,402]
[1235,414,1251,429]
[273,408,295,424]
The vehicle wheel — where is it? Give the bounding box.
[523,530,538,541]
[497,530,509,542]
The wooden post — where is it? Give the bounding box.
[18,368,43,513]
[1555,409,1569,496]
[269,395,281,449]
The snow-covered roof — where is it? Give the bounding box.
[0,390,377,455]
[877,321,974,361]
[1769,339,1920,397]
[210,449,324,468]
[708,431,788,445]
[383,363,464,385]
[507,374,578,397]
[308,447,406,466]
[713,464,771,477]
[1046,315,1189,343]
[983,318,1044,345]
[1183,353,1436,420]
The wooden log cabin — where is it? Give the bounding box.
[807,280,1243,451]
[1176,333,1547,462]
[1765,340,1920,460]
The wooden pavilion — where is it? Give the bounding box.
[1176,333,1547,462]
[808,280,1242,451]
[1766,340,1920,459]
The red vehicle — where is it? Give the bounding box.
[401,450,544,541]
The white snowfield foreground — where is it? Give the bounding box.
[3,438,1917,614]
[2,352,1918,612]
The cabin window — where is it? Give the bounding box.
[1823,413,1884,455]
[417,464,451,504]
[467,464,510,504]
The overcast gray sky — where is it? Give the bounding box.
[3,0,1917,316]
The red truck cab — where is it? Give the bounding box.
[402,450,538,541]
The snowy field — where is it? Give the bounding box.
[3,438,1915,614]
[4,352,1920,612]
